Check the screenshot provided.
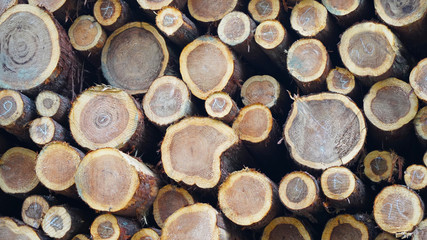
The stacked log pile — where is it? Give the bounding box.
[1,0,427,239]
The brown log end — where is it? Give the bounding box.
[290,0,328,38]
[137,0,174,11]
[262,216,312,240]
[218,11,254,47]
[143,76,192,128]
[374,0,427,28]
[363,150,398,183]
[284,92,366,170]
[255,20,288,50]
[415,107,427,145]
[27,0,66,12]
[35,142,83,193]
[413,218,427,240]
[326,67,356,96]
[180,35,240,100]
[0,217,46,240]
[101,22,169,95]
[69,15,106,55]
[248,0,281,22]
[35,91,70,122]
[375,232,397,240]
[373,185,424,234]
[241,75,282,108]
[156,6,184,36]
[232,104,273,144]
[404,165,427,191]
[41,206,78,239]
[321,214,371,240]
[188,0,239,23]
[21,195,51,229]
[410,58,427,103]
[321,0,360,17]
[29,117,67,146]
[153,184,195,228]
[90,214,140,240]
[94,0,127,30]
[363,78,418,133]
[75,148,159,216]
[0,147,38,194]
[424,152,427,167]
[161,117,240,189]
[131,228,160,240]
[218,169,280,229]
[205,92,239,124]
[287,38,330,93]
[320,167,359,201]
[72,234,91,240]
[69,86,144,151]
[0,90,35,131]
[0,0,17,16]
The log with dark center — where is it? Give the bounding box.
[21,195,52,229]
[0,147,39,195]
[413,218,427,240]
[35,91,70,124]
[205,92,239,124]
[248,0,282,22]
[339,22,410,86]
[284,92,366,170]
[415,106,427,146]
[75,148,159,217]
[188,0,241,23]
[131,228,161,240]
[153,184,194,228]
[404,165,427,191]
[102,22,173,95]
[363,150,400,184]
[322,0,372,27]
[93,0,131,32]
[410,58,427,103]
[0,217,48,240]
[326,67,359,100]
[321,214,373,240]
[29,117,69,146]
[262,216,313,240]
[41,205,86,240]
[90,214,140,240]
[287,39,330,93]
[373,185,424,234]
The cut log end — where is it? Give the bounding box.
[153,184,194,228]
[374,0,427,27]
[363,150,397,183]
[143,76,192,127]
[156,6,184,36]
[248,0,281,22]
[404,165,427,190]
[94,0,124,27]
[205,92,239,123]
[0,147,38,194]
[69,15,106,53]
[279,171,319,212]
[218,169,278,228]
[413,219,427,240]
[232,104,273,143]
[0,0,17,16]
[72,234,91,240]
[137,0,174,10]
[241,75,281,108]
[262,217,312,240]
[326,67,356,95]
[410,58,427,103]
[255,20,287,50]
[284,93,366,170]
[290,0,328,37]
[36,142,83,192]
[29,117,65,146]
[188,0,239,22]
[363,78,418,132]
[41,206,73,239]
[375,232,397,240]
[161,117,239,189]
[28,0,66,12]
[373,185,424,234]
[21,195,51,229]
[415,107,427,144]
[90,214,123,240]
[322,214,370,240]
[0,90,25,127]
[0,217,45,240]
[131,228,160,240]
[218,11,253,46]
[321,167,356,201]
[322,0,359,16]
[35,91,70,121]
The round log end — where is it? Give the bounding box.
[218,11,253,46]
[188,0,239,22]
[410,58,427,103]
[326,67,356,95]
[262,216,312,240]
[363,150,397,183]
[156,6,184,36]
[279,171,319,211]
[90,214,122,240]
[35,91,64,118]
[241,75,281,108]
[375,232,397,240]
[94,0,123,27]
[0,217,44,240]
[322,214,370,240]
[322,0,359,16]
[28,0,66,12]
[21,195,50,229]
[404,165,427,190]
[232,104,273,143]
[413,218,427,240]
[374,0,427,27]
[290,0,328,37]
[248,0,281,22]
[0,90,25,127]
[415,107,427,143]
[137,0,173,10]
[255,20,286,50]
[41,206,72,239]
[29,117,57,145]
[72,234,91,240]
[131,228,160,240]
[69,15,105,52]
[321,167,356,201]
[205,92,236,120]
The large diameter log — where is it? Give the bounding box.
[410,58,427,103]
[287,38,330,94]
[0,5,81,94]
[322,0,372,27]
[29,117,69,146]
[101,22,174,95]
[69,86,146,151]
[205,92,239,124]
[218,169,281,229]
[0,147,39,195]
[41,205,87,240]
[90,213,140,240]
[188,0,241,23]
[363,150,400,184]
[21,195,53,229]
[75,148,159,217]
[161,117,249,189]
[35,91,71,124]
[414,106,427,146]
[262,216,313,240]
[180,35,243,100]
[0,217,49,240]
[373,185,424,234]
[284,92,366,171]
[322,214,375,240]
[93,0,131,32]
[338,22,410,86]
[248,0,282,22]
[0,0,16,16]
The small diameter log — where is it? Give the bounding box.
[363,78,418,145]
[180,35,243,100]
[0,90,36,140]
[35,91,71,124]
[21,195,52,229]
[262,216,313,240]
[254,20,291,72]
[42,205,87,240]
[188,0,241,23]
[375,232,397,240]
[284,92,366,171]
[205,92,239,124]
[415,107,427,146]
[404,165,427,191]
[90,213,140,240]
[153,184,195,228]
[102,22,173,95]
[218,169,281,229]
[72,234,91,240]
[326,67,359,100]
[35,142,84,197]
[290,0,337,45]
[321,214,374,240]
[142,76,195,130]
[69,15,107,66]
[410,58,427,103]
[413,218,427,240]
[248,0,282,22]
[363,150,400,184]
[0,147,39,195]
[0,4,81,94]
[287,39,330,94]
[161,117,248,189]
[156,7,199,47]
[338,22,410,86]
[0,217,48,240]
[161,203,234,240]
[0,0,17,16]
[374,185,424,234]
[322,0,372,27]
[29,117,69,146]
[93,0,131,32]
[69,86,145,151]
[131,228,160,240]
[240,75,289,118]
[279,171,323,221]
[75,148,159,217]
